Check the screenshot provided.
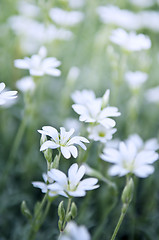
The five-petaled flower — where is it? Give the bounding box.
[47,163,99,197]
[38,126,89,159]
[14,46,61,77]
[100,136,158,178]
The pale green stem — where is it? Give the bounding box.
[110,203,129,240]
[62,198,72,231]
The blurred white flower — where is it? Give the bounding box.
[16,76,35,93]
[59,221,90,240]
[68,0,85,8]
[145,86,159,103]
[32,173,58,197]
[9,17,73,54]
[72,89,121,128]
[125,71,148,90]
[139,11,159,32]
[88,125,117,143]
[50,8,84,27]
[38,126,89,159]
[129,0,155,8]
[0,82,18,106]
[48,163,99,197]
[97,5,141,31]
[67,67,80,84]
[127,134,159,151]
[17,1,40,17]
[64,118,81,135]
[71,89,96,105]
[14,46,61,77]
[110,28,151,51]
[101,138,158,178]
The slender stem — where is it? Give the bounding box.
[62,198,72,230]
[110,203,129,240]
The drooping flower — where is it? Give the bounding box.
[16,76,35,93]
[87,125,117,143]
[72,89,121,128]
[110,28,151,51]
[14,46,61,77]
[59,221,91,240]
[125,71,148,90]
[101,137,158,178]
[38,126,89,159]
[49,8,84,27]
[47,163,99,197]
[0,82,18,106]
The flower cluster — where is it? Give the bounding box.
[72,89,120,143]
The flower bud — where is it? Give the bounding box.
[121,178,134,204]
[58,201,65,221]
[21,201,32,220]
[44,148,52,163]
[101,89,110,109]
[71,202,77,219]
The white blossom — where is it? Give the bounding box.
[145,86,159,103]
[32,173,58,197]
[17,1,40,17]
[110,28,151,51]
[127,134,159,151]
[97,5,141,31]
[71,89,96,105]
[0,82,18,106]
[14,46,61,77]
[87,125,117,143]
[101,137,158,178]
[16,76,35,93]
[38,126,89,159]
[125,71,148,90]
[49,8,84,27]
[68,0,85,9]
[47,163,99,197]
[59,221,90,240]
[72,89,121,129]
[129,0,155,8]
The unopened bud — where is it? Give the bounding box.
[21,201,32,220]
[122,178,134,204]
[101,89,110,109]
[71,202,77,219]
[58,201,65,221]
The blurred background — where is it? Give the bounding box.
[0,0,159,239]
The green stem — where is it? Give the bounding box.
[62,198,72,230]
[110,203,129,240]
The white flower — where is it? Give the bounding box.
[49,8,84,27]
[38,126,89,159]
[14,46,61,77]
[101,138,158,178]
[16,76,35,93]
[126,134,159,151]
[110,28,151,51]
[87,125,117,143]
[145,86,159,103]
[72,89,121,128]
[59,221,90,240]
[68,0,85,9]
[17,1,40,17]
[32,173,58,197]
[0,82,18,106]
[130,0,154,8]
[125,71,148,90]
[97,5,141,31]
[139,11,159,32]
[47,163,99,197]
[71,89,96,105]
